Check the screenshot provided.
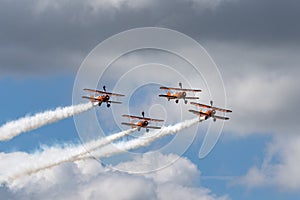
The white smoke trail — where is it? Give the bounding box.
[0,117,203,184]
[87,117,204,159]
[0,102,94,141]
[1,128,136,183]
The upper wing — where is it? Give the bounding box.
[214,115,230,120]
[122,114,144,120]
[83,88,125,97]
[159,86,201,92]
[122,114,164,122]
[184,96,199,100]
[158,94,177,99]
[188,109,209,116]
[190,102,232,113]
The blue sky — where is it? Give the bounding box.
[1,1,300,199]
[0,75,77,152]
[1,74,299,199]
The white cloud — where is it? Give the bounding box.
[0,152,228,200]
[157,183,228,200]
[237,134,300,191]
[203,41,300,136]
[115,152,200,186]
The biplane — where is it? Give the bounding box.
[159,82,202,104]
[121,111,164,132]
[189,101,232,121]
[82,86,125,107]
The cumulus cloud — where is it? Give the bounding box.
[202,41,300,136]
[115,153,200,186]
[237,134,300,191]
[0,152,228,200]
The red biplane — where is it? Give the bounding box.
[159,82,201,104]
[121,111,164,132]
[189,101,232,122]
[82,86,125,107]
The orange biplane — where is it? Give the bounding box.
[189,101,232,122]
[82,86,125,107]
[121,111,164,132]
[159,82,201,104]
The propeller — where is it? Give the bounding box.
[211,100,216,121]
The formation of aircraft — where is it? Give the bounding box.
[189,100,232,121]
[159,82,201,104]
[82,82,232,132]
[82,86,125,107]
[121,111,164,132]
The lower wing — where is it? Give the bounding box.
[108,100,122,104]
[121,122,139,127]
[214,115,230,120]
[188,110,209,116]
[158,94,177,99]
[185,97,199,100]
[145,125,161,129]
[82,96,101,102]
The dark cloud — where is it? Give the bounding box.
[173,0,300,44]
[0,0,299,75]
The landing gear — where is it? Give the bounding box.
[146,129,149,133]
[107,103,111,108]
[184,100,188,104]
[98,102,102,106]
[175,100,179,104]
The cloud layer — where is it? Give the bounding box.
[1,0,299,75]
[0,152,228,200]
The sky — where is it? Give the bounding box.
[0,0,300,199]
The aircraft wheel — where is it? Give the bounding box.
[184,100,188,104]
[98,102,102,106]
[146,129,149,132]
[107,104,111,108]
[175,100,179,104]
